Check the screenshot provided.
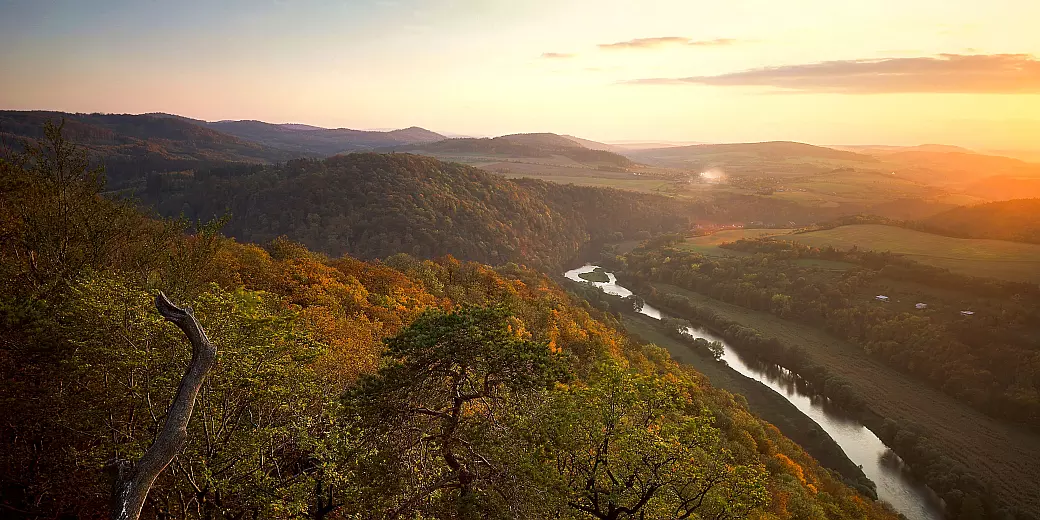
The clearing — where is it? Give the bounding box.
[787,224,1040,283]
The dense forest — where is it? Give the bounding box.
[922,199,1040,243]
[138,153,693,268]
[0,124,901,519]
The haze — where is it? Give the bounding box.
[2,0,1039,149]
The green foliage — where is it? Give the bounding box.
[536,363,769,519]
[140,153,690,269]
[0,123,902,520]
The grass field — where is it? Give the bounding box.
[650,282,1040,514]
[678,229,795,256]
[788,224,1040,283]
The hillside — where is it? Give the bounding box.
[0,111,296,187]
[630,141,879,173]
[203,119,445,155]
[924,199,1040,243]
[879,150,1040,187]
[789,224,1040,282]
[141,153,688,267]
[393,133,636,169]
[0,125,899,520]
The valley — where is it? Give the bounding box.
[3,112,1039,520]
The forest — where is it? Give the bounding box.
[619,238,1040,430]
[136,153,694,269]
[0,124,905,519]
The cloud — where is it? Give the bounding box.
[599,37,737,50]
[621,54,1040,94]
[541,52,575,59]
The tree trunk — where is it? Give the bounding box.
[111,292,217,520]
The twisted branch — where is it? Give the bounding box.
[111,292,217,520]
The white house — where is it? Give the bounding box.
[916,303,928,309]
[875,295,889,302]
[960,310,975,316]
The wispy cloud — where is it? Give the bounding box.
[621,54,1040,94]
[599,37,738,50]
[540,52,575,59]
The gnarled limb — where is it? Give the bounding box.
[111,292,217,520]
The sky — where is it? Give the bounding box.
[2,0,1039,149]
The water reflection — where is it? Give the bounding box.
[564,264,945,520]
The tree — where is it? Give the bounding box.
[540,363,769,520]
[344,305,568,519]
[110,293,216,520]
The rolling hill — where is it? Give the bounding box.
[628,141,879,175]
[923,198,1040,244]
[391,133,636,169]
[201,119,445,155]
[140,153,691,267]
[0,110,297,188]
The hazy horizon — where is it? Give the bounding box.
[2,0,1039,149]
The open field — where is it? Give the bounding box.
[620,313,873,491]
[650,282,1040,515]
[678,229,795,256]
[787,224,1040,283]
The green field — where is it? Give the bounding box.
[678,229,795,256]
[788,224,1040,283]
[649,283,1040,513]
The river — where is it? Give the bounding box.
[564,264,945,520]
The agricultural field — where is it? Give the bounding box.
[786,224,1040,283]
[678,228,795,256]
[649,283,1040,515]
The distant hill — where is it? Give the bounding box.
[0,110,296,187]
[879,150,1040,187]
[140,153,690,267]
[923,199,1040,243]
[629,141,877,175]
[560,134,621,152]
[393,133,635,169]
[961,175,1040,201]
[202,119,445,156]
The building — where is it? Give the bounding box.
[875,295,889,302]
[916,303,928,309]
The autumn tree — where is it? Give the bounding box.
[538,363,769,520]
[344,305,568,519]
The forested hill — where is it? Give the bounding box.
[141,153,692,267]
[200,119,446,156]
[0,111,297,188]
[390,133,635,169]
[923,198,1040,243]
[0,125,898,520]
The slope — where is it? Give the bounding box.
[205,119,445,155]
[924,198,1040,243]
[0,125,899,520]
[0,110,296,188]
[141,153,690,268]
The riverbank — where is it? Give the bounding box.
[562,264,948,520]
[642,281,1040,518]
[620,312,877,497]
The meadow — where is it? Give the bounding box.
[788,224,1040,282]
[678,229,795,256]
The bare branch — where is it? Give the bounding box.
[110,292,217,520]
